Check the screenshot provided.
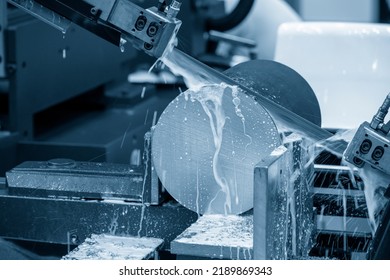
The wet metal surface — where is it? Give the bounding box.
[253,134,315,260]
[152,84,280,215]
[153,51,332,216]
[161,48,346,155]
[171,214,253,260]
[224,59,322,127]
[63,234,163,260]
[0,191,197,249]
[6,160,149,202]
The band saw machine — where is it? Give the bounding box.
[0,0,388,260]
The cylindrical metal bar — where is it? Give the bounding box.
[154,48,346,215]
[152,82,281,215]
[162,48,347,156]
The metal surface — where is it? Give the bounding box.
[0,1,7,78]
[0,177,5,188]
[6,12,136,138]
[208,30,257,49]
[17,90,176,164]
[313,187,364,197]
[0,191,198,249]
[0,132,19,176]
[316,216,372,236]
[253,134,314,260]
[161,48,348,156]
[7,0,71,33]
[344,122,390,173]
[152,58,323,215]
[311,158,376,258]
[102,0,182,57]
[7,122,164,204]
[314,194,367,218]
[10,0,182,57]
[171,214,253,260]
[224,59,322,127]
[337,86,390,259]
[312,166,367,219]
[63,234,163,260]
[152,83,281,215]
[368,201,390,259]
[6,159,161,203]
[344,93,390,176]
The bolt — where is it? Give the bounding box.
[90,7,98,15]
[48,158,76,168]
[70,234,79,244]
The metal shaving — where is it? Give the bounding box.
[62,234,163,260]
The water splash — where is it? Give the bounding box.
[144,109,149,125]
[137,132,152,237]
[196,159,200,217]
[288,169,298,256]
[313,126,390,258]
[359,166,389,233]
[157,46,282,215]
[174,214,253,259]
[186,85,231,214]
[161,48,222,91]
[141,86,146,99]
[109,211,119,235]
[10,0,70,33]
[230,86,253,160]
[342,191,348,252]
[152,111,158,127]
[119,37,127,53]
[159,44,381,257]
[61,29,67,59]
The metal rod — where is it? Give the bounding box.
[162,48,348,156]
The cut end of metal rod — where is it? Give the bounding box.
[152,84,281,215]
[154,48,347,215]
